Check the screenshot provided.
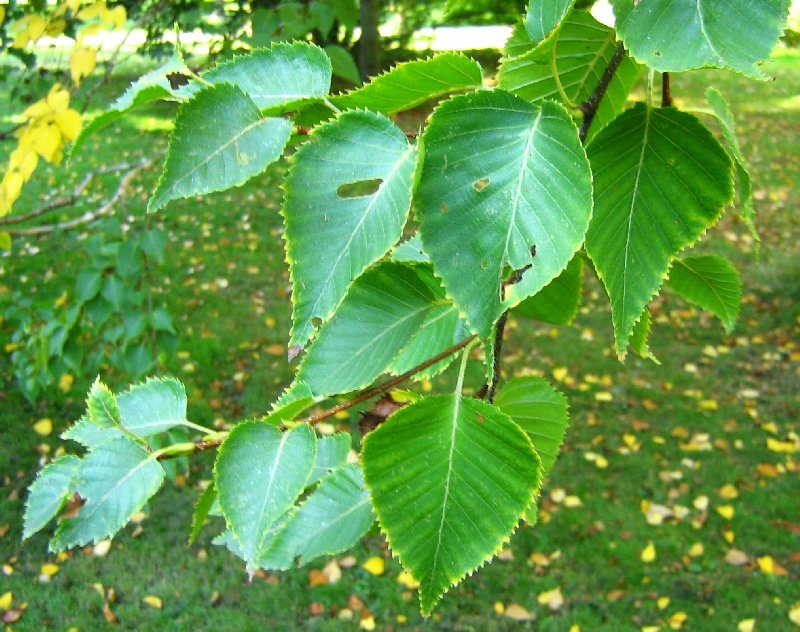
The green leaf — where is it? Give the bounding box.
[283,111,417,349]
[499,11,641,139]
[668,255,741,332]
[513,254,582,325]
[214,422,316,570]
[61,415,123,449]
[49,438,165,550]
[86,378,120,429]
[190,484,217,545]
[149,84,292,212]
[391,234,429,263]
[309,433,351,485]
[101,276,125,311]
[705,87,757,242]
[117,377,188,437]
[23,455,81,540]
[494,376,569,478]
[525,0,575,43]
[417,91,592,338]
[362,395,541,615]
[330,54,483,115]
[179,42,332,108]
[75,270,102,302]
[70,52,189,159]
[630,307,659,364]
[389,304,470,380]
[262,464,374,568]
[614,0,790,77]
[585,103,734,357]
[297,262,436,395]
[324,44,361,85]
[264,381,320,425]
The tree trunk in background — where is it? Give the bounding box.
[358,0,381,81]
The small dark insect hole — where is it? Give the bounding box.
[474,177,490,192]
[167,72,191,89]
[311,317,323,328]
[337,178,383,199]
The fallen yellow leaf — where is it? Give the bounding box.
[40,563,59,576]
[716,505,735,520]
[537,587,564,612]
[719,484,738,499]
[757,555,775,575]
[359,616,376,630]
[396,570,417,588]
[503,603,535,621]
[361,556,384,576]
[669,611,688,629]
[767,438,797,453]
[641,542,656,563]
[738,619,756,632]
[789,603,800,625]
[657,596,670,610]
[0,591,12,609]
[58,373,74,393]
[142,595,162,609]
[33,418,53,436]
[688,542,704,557]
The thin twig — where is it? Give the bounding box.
[486,312,508,403]
[661,72,673,107]
[578,42,626,143]
[0,161,137,226]
[157,334,478,461]
[5,157,156,236]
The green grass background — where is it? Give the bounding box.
[0,50,798,631]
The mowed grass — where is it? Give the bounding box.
[1,50,798,631]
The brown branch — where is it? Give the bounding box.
[578,42,626,143]
[5,157,156,236]
[661,72,673,107]
[157,334,477,461]
[0,162,138,226]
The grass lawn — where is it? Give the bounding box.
[1,49,799,631]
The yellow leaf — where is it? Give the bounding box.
[657,596,670,610]
[767,438,797,453]
[33,419,53,436]
[0,591,12,609]
[41,563,60,576]
[106,5,127,28]
[595,455,609,469]
[594,391,613,402]
[537,587,564,612]
[569,626,580,632]
[716,505,735,520]
[142,595,162,609]
[757,555,775,575]
[719,484,738,500]
[29,124,62,163]
[55,109,82,142]
[563,495,582,507]
[504,603,535,621]
[669,611,688,629]
[396,571,417,588]
[688,542,704,557]
[738,619,755,632]
[789,603,800,625]
[552,367,568,382]
[93,539,112,557]
[11,15,47,48]
[45,18,67,37]
[723,530,735,544]
[693,495,709,511]
[361,556,384,576]
[78,3,106,20]
[699,399,718,410]
[59,373,75,393]
[70,46,96,85]
[359,616,376,630]
[641,542,656,563]
[493,601,504,614]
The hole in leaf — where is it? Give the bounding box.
[337,179,383,199]
[311,317,322,328]
[480,260,489,270]
[474,178,490,192]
